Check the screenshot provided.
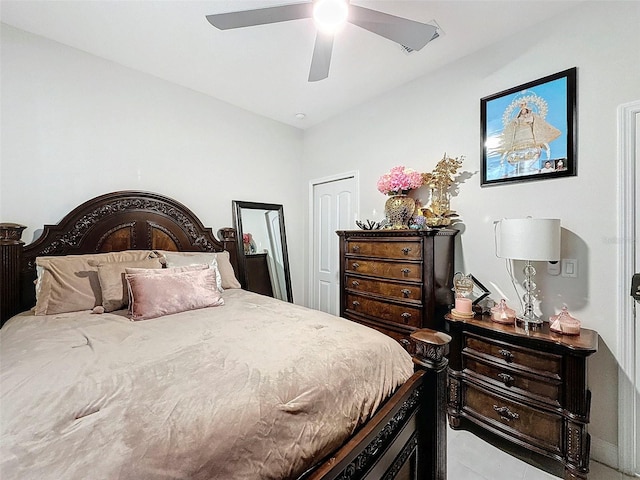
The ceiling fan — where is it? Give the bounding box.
[206,0,439,82]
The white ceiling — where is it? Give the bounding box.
[0,0,583,129]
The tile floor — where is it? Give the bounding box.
[447,426,637,480]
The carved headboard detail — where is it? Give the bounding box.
[0,190,239,325]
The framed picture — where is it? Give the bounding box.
[469,275,491,305]
[481,67,577,186]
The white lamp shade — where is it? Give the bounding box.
[496,218,561,261]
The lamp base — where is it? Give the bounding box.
[516,314,544,331]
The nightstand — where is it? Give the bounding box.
[244,253,273,297]
[445,314,598,480]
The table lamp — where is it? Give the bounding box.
[496,218,561,329]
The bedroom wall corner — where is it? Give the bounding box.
[300,1,640,469]
[0,24,307,303]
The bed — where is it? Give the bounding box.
[0,190,450,480]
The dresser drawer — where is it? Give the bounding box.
[345,274,423,303]
[346,258,421,281]
[464,356,561,406]
[464,383,562,454]
[346,293,422,328]
[465,333,562,377]
[346,240,422,260]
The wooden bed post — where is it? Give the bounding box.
[217,228,240,281]
[0,223,26,326]
[411,329,451,480]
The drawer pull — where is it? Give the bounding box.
[400,312,412,324]
[351,280,360,287]
[497,373,514,385]
[400,268,411,276]
[351,245,360,252]
[401,288,411,298]
[498,349,514,362]
[401,247,412,255]
[352,300,360,308]
[352,262,360,270]
[493,405,519,422]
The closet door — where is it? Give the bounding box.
[310,174,357,315]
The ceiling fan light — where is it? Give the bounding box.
[313,0,348,34]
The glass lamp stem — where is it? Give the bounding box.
[518,259,543,330]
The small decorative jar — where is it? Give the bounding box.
[454,297,473,315]
[549,306,581,335]
[490,299,516,324]
[450,272,475,318]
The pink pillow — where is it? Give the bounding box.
[125,264,208,275]
[126,268,224,321]
[126,264,222,292]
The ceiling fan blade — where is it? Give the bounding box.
[348,5,438,51]
[308,32,334,82]
[206,2,313,30]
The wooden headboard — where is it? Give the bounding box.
[0,190,239,325]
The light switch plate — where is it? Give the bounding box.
[562,259,578,278]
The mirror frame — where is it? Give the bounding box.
[232,200,293,303]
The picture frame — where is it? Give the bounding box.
[469,275,491,305]
[480,67,577,186]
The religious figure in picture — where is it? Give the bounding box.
[497,93,561,176]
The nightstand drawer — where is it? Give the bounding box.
[346,293,422,327]
[465,333,562,377]
[464,356,561,406]
[346,258,421,281]
[346,240,422,259]
[345,275,423,303]
[464,383,562,454]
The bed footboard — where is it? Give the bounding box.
[304,329,450,480]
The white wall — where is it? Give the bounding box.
[0,25,306,302]
[301,1,640,466]
[2,0,638,469]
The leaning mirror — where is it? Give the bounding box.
[232,200,293,303]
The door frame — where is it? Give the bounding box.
[308,171,359,311]
[617,99,640,475]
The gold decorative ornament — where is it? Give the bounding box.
[421,153,464,227]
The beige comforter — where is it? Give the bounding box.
[0,289,413,480]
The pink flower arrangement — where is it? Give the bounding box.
[376,166,423,195]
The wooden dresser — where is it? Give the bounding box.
[445,314,598,480]
[336,229,457,350]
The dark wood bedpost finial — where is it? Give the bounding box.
[411,328,452,480]
[217,228,240,280]
[1,223,27,326]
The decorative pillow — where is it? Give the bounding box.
[126,268,224,321]
[125,264,209,275]
[125,263,220,293]
[34,250,157,315]
[96,258,163,312]
[162,251,240,290]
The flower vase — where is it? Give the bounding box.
[384,194,416,229]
